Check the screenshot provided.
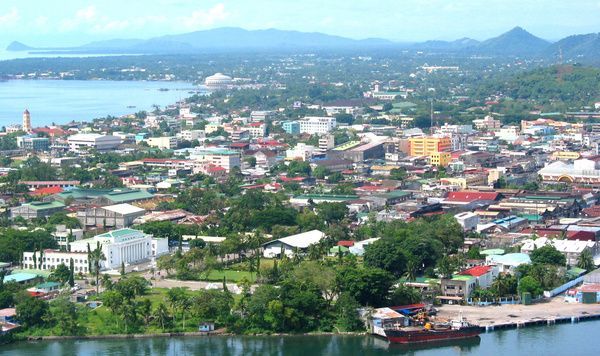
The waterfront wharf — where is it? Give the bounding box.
[436,297,600,332]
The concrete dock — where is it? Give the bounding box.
[436,297,600,331]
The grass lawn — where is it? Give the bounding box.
[203,270,257,283]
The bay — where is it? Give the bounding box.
[0,80,201,127]
[0,320,597,356]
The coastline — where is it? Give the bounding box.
[21,331,368,342]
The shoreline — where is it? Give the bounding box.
[21,331,368,342]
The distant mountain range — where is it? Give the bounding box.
[6,26,600,62]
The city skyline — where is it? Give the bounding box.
[0,0,599,47]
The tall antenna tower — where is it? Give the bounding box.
[430,99,434,134]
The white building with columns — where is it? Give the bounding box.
[70,228,168,270]
[23,229,169,273]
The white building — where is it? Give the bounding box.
[22,250,90,273]
[144,115,180,129]
[112,132,136,143]
[286,143,317,161]
[177,130,205,142]
[454,212,480,231]
[473,115,501,130]
[52,225,84,247]
[436,123,474,135]
[521,237,598,266]
[67,134,121,153]
[189,148,241,172]
[246,123,267,139]
[262,230,326,258]
[298,117,337,135]
[70,228,168,270]
[204,73,233,89]
[145,136,178,150]
[318,134,335,151]
[495,126,520,142]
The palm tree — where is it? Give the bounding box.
[154,302,170,331]
[88,241,106,295]
[101,273,114,291]
[405,259,418,282]
[577,249,595,271]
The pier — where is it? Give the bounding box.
[436,297,600,332]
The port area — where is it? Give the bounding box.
[436,297,600,330]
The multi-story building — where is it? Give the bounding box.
[246,122,266,138]
[67,134,121,153]
[282,121,300,135]
[23,228,169,271]
[16,135,50,152]
[176,130,205,142]
[189,148,241,172]
[429,152,451,166]
[436,123,474,135]
[408,136,451,157]
[318,134,335,151]
[473,115,501,130]
[22,250,90,273]
[145,136,178,150]
[286,143,317,161]
[298,117,337,135]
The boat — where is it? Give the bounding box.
[384,314,482,344]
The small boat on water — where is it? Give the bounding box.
[384,314,482,344]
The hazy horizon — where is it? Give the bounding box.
[0,0,599,47]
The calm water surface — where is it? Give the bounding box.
[0,80,201,127]
[0,320,598,356]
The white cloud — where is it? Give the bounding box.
[181,3,229,29]
[92,19,130,33]
[60,5,97,32]
[76,5,97,21]
[0,7,20,28]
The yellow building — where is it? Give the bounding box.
[409,136,451,156]
[551,151,581,160]
[441,174,488,189]
[429,152,451,167]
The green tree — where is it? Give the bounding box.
[577,249,595,271]
[68,258,75,287]
[49,263,71,284]
[87,241,106,295]
[334,293,364,331]
[518,276,543,297]
[389,285,422,305]
[16,296,49,328]
[530,245,566,266]
[153,302,172,331]
[336,265,394,307]
[315,202,348,224]
[50,298,81,336]
[363,238,407,277]
[436,256,454,279]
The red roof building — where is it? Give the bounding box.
[337,240,355,247]
[460,265,493,277]
[31,186,63,196]
[582,206,600,218]
[567,230,596,241]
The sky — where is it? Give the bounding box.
[0,0,599,47]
